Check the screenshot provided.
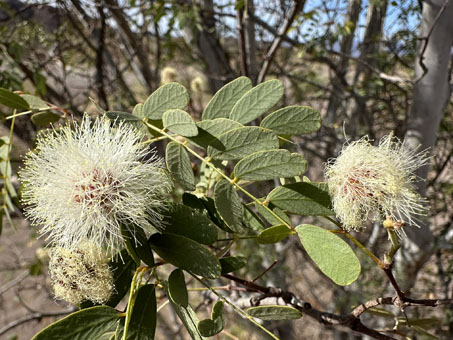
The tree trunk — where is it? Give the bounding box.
[397,0,453,291]
[244,0,258,84]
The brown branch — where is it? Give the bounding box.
[247,12,301,46]
[63,0,137,104]
[0,309,76,337]
[256,0,305,84]
[222,273,453,340]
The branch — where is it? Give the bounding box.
[256,0,305,84]
[247,12,301,46]
[0,309,76,337]
[104,0,155,91]
[222,273,453,340]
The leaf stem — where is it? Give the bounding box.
[343,232,384,268]
[5,106,53,120]
[122,266,147,340]
[384,228,400,265]
[216,235,258,242]
[324,217,383,268]
[143,119,292,230]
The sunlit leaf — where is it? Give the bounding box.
[260,106,321,135]
[207,126,279,160]
[247,305,302,320]
[203,76,252,120]
[230,80,284,124]
[296,224,361,286]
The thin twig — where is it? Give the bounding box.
[0,309,75,336]
[256,0,304,84]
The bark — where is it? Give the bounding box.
[325,0,362,124]
[244,0,258,84]
[397,0,453,291]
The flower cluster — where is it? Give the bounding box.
[49,242,114,305]
[325,134,428,232]
[20,115,170,304]
[20,115,170,253]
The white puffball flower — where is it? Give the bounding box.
[190,75,209,93]
[161,66,178,84]
[20,115,170,253]
[49,242,113,305]
[324,134,429,232]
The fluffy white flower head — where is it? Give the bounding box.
[161,66,178,84]
[324,134,428,232]
[20,115,170,253]
[49,242,113,305]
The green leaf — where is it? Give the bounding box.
[143,82,189,120]
[255,204,291,226]
[182,193,233,233]
[21,94,49,109]
[0,88,29,110]
[220,256,247,274]
[207,126,279,161]
[127,285,157,340]
[214,180,244,233]
[162,203,218,245]
[132,103,144,117]
[234,150,306,181]
[189,118,242,149]
[31,306,120,340]
[31,111,61,126]
[267,182,333,216]
[120,224,155,267]
[229,79,284,124]
[260,106,321,135]
[198,301,224,337]
[168,269,189,307]
[149,233,221,278]
[162,109,198,137]
[296,224,361,286]
[166,142,196,191]
[107,251,137,308]
[242,204,266,231]
[257,225,292,244]
[247,305,302,321]
[167,293,207,340]
[202,76,252,120]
